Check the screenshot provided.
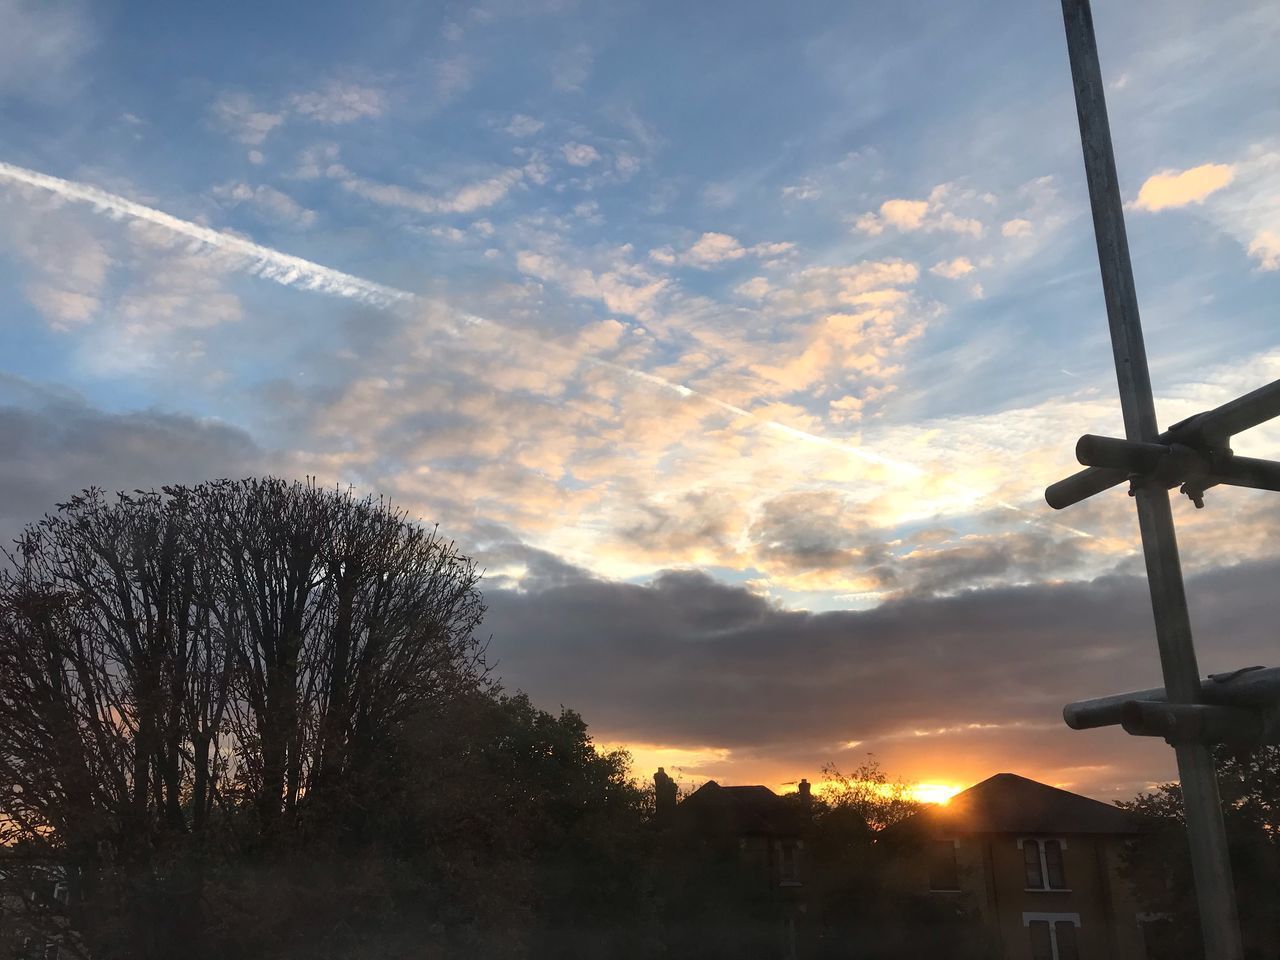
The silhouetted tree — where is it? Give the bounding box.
[1117,745,1280,959]
[197,690,659,960]
[804,759,993,960]
[0,479,487,958]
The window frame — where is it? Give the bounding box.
[1023,912,1081,960]
[776,838,802,887]
[927,838,961,892]
[1018,837,1071,891]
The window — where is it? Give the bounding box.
[928,839,959,891]
[1054,920,1079,960]
[1029,920,1053,960]
[779,840,798,882]
[1020,838,1069,890]
[1025,914,1080,960]
[1044,840,1066,889]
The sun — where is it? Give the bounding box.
[910,782,963,805]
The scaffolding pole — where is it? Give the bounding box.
[1057,1,1243,955]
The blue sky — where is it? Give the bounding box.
[3,0,1280,796]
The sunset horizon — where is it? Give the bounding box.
[3,0,1280,858]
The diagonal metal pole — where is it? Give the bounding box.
[1058,1,1243,956]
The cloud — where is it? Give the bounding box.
[1,194,111,330]
[735,276,770,300]
[211,181,317,227]
[1002,218,1032,238]
[685,231,748,266]
[854,189,983,238]
[562,142,601,167]
[929,256,974,279]
[212,82,385,149]
[25,287,99,326]
[1125,149,1280,271]
[288,81,387,124]
[0,391,264,550]
[516,249,669,319]
[210,92,284,146]
[747,259,925,397]
[483,558,1280,795]
[653,233,796,270]
[781,180,821,201]
[1249,230,1280,271]
[293,143,343,180]
[1133,162,1235,212]
[880,199,929,230]
[339,168,524,216]
[505,114,544,137]
[0,0,91,99]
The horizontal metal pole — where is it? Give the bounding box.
[1065,684,1168,729]
[1212,455,1280,494]
[1167,377,1280,446]
[1064,665,1280,729]
[1120,701,1267,744]
[1075,434,1203,479]
[1046,378,1280,510]
[1045,465,1129,510]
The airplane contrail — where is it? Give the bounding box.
[0,159,1096,541]
[0,160,412,308]
[0,159,921,477]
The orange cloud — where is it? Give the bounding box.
[1133,162,1234,212]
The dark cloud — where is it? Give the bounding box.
[873,526,1089,597]
[622,489,744,558]
[469,522,593,593]
[485,558,1280,795]
[0,393,264,548]
[748,490,870,572]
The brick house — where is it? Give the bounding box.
[895,773,1149,960]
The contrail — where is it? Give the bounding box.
[0,160,412,308]
[0,159,901,467]
[0,159,1076,519]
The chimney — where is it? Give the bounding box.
[798,778,812,807]
[654,767,677,823]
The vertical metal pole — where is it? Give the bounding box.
[1058,2,1243,957]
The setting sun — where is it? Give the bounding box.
[909,783,963,805]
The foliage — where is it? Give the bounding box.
[817,758,922,834]
[802,759,993,960]
[191,691,658,960]
[0,479,489,958]
[1116,745,1280,959]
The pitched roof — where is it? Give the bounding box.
[910,773,1141,836]
[677,780,803,836]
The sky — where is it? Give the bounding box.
[2,0,1280,803]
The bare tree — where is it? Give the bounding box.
[0,478,488,955]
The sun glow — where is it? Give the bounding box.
[807,778,965,806]
[910,782,963,805]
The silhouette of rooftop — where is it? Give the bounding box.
[914,772,1141,835]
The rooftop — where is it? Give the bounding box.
[677,780,804,836]
[911,772,1142,836]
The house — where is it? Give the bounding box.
[654,769,809,958]
[0,858,74,960]
[895,772,1148,960]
